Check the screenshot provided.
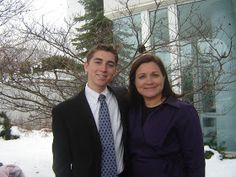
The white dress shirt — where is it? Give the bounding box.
[85,84,124,174]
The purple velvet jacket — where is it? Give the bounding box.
[128,96,205,177]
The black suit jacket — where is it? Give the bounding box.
[52,86,129,177]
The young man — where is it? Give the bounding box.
[52,44,128,177]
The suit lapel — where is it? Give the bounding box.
[74,87,127,149]
[75,89,101,146]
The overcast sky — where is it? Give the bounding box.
[30,0,68,27]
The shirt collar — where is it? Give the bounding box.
[85,84,110,102]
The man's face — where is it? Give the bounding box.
[84,50,117,93]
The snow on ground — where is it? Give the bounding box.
[0,126,236,177]
[0,127,53,177]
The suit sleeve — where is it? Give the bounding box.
[176,105,205,177]
[52,105,73,177]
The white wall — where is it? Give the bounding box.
[104,0,162,19]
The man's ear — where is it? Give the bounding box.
[84,62,88,73]
[113,69,118,78]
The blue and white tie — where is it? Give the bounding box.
[98,94,117,177]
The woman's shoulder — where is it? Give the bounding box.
[166,96,193,107]
[177,99,194,108]
[166,96,198,117]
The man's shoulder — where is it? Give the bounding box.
[108,85,128,96]
[53,89,85,111]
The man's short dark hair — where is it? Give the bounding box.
[86,43,119,64]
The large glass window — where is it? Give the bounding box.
[178,1,211,40]
[178,0,236,151]
[113,14,141,85]
[113,14,141,63]
[178,1,216,112]
[203,117,216,127]
[150,8,169,45]
[149,8,171,71]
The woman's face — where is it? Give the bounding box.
[135,61,165,102]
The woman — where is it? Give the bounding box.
[128,53,205,177]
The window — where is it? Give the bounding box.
[150,8,169,46]
[112,14,141,85]
[178,1,217,112]
[203,117,216,127]
[113,14,141,62]
[149,8,171,71]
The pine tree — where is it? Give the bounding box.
[0,112,12,140]
[72,0,113,58]
[0,112,20,140]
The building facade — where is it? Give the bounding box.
[104,0,236,151]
